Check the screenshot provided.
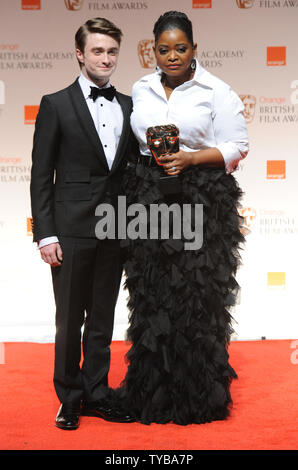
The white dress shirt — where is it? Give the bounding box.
[130,59,248,174]
[78,72,123,170]
[38,73,123,249]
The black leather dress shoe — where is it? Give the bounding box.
[81,399,136,423]
[55,402,81,430]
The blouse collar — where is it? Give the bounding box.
[142,59,213,96]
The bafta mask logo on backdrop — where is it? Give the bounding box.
[290,80,298,105]
[27,218,33,236]
[0,81,5,106]
[193,0,212,7]
[138,40,155,69]
[236,0,255,7]
[266,160,286,179]
[267,46,286,66]
[64,0,84,10]
[24,106,39,125]
[21,0,41,9]
[239,207,257,229]
[239,95,256,123]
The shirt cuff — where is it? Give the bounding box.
[215,142,248,174]
[38,236,59,249]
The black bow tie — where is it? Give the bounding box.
[89,85,116,102]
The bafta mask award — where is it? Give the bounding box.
[146,124,182,194]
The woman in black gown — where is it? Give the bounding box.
[115,10,249,425]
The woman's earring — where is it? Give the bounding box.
[190,58,196,72]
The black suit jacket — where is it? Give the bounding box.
[30,78,134,242]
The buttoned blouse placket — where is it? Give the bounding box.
[149,75,172,123]
[149,74,196,125]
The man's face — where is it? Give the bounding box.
[76,33,120,86]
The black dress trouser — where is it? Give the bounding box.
[51,236,123,404]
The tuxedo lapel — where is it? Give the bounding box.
[110,92,131,173]
[68,79,109,171]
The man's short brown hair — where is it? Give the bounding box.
[75,17,123,53]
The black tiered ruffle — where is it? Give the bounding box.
[114,163,245,425]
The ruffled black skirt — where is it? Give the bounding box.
[114,162,245,425]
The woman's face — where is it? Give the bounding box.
[154,28,197,81]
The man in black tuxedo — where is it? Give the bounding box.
[30,18,135,429]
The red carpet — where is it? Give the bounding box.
[0,340,297,451]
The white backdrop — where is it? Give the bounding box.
[0,0,297,342]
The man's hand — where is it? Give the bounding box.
[40,242,63,267]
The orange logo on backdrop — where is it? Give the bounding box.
[193,0,212,7]
[240,95,256,123]
[267,272,286,287]
[24,105,39,124]
[27,218,33,236]
[236,0,255,8]
[64,0,84,10]
[267,160,286,179]
[138,40,155,69]
[21,0,41,10]
[267,47,286,66]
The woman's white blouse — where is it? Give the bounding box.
[130,60,249,174]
